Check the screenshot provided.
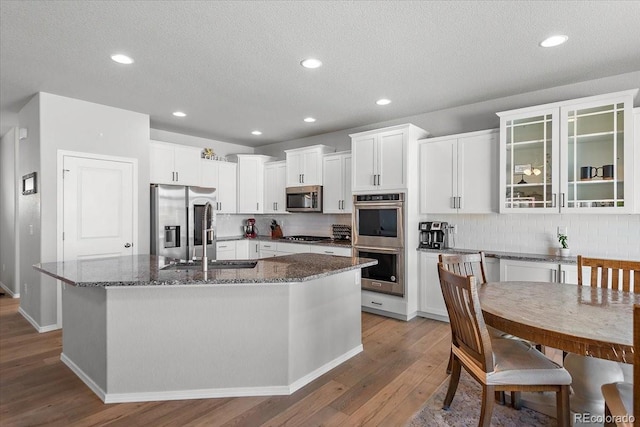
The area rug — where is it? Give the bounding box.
[407,370,555,426]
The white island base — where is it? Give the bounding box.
[60,270,362,403]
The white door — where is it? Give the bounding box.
[217,162,237,214]
[378,129,406,189]
[63,156,136,261]
[419,139,457,214]
[351,135,377,190]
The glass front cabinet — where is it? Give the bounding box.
[498,90,637,213]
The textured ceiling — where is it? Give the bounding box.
[1,1,640,146]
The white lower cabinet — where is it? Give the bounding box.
[500,259,577,284]
[216,241,236,260]
[418,252,448,321]
[418,252,500,322]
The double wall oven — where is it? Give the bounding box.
[353,193,405,297]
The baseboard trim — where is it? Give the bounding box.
[288,344,363,394]
[361,306,410,321]
[416,311,449,323]
[64,345,364,404]
[60,353,107,402]
[18,307,59,333]
[0,281,19,298]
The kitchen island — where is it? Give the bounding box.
[34,254,376,403]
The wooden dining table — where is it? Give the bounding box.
[479,281,638,363]
[479,281,639,418]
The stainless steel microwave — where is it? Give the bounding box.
[286,185,323,212]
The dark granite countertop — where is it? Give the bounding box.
[218,235,353,248]
[416,247,577,264]
[34,254,376,287]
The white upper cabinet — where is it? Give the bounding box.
[285,145,335,186]
[351,124,429,192]
[150,141,201,186]
[420,129,498,214]
[200,160,237,214]
[322,152,352,213]
[227,154,274,214]
[498,90,637,213]
[264,161,287,213]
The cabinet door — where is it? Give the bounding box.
[419,138,457,214]
[458,132,498,213]
[217,162,237,214]
[560,97,634,213]
[418,252,448,320]
[150,142,176,184]
[500,259,559,282]
[377,129,406,190]
[342,154,353,212]
[216,242,236,260]
[286,152,303,186]
[500,108,560,213]
[200,160,219,189]
[264,162,286,213]
[237,157,263,213]
[352,135,377,191]
[173,145,201,186]
[322,155,344,213]
[264,163,280,214]
[301,150,321,185]
[234,240,248,260]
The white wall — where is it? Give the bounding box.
[150,129,254,157]
[0,128,19,296]
[18,92,150,329]
[256,71,640,158]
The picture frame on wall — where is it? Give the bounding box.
[22,172,37,195]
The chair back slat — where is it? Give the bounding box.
[577,255,640,294]
[438,264,493,372]
[439,252,488,285]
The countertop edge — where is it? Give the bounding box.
[416,247,577,264]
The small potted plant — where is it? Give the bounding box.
[558,233,569,257]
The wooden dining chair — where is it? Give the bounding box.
[437,264,571,427]
[439,252,522,406]
[600,304,638,427]
[577,255,640,293]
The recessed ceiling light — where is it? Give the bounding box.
[376,98,392,106]
[301,58,322,69]
[251,130,262,136]
[111,54,134,65]
[304,117,316,123]
[539,35,568,48]
[172,111,186,117]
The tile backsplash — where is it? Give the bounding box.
[216,213,351,238]
[429,213,640,260]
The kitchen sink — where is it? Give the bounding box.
[161,260,257,271]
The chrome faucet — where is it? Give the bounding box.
[202,202,214,272]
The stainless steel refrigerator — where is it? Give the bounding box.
[150,184,217,261]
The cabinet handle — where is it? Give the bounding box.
[457,196,462,209]
[324,251,334,254]
[371,301,383,305]
[552,269,557,283]
[256,202,259,211]
[561,270,566,283]
[299,174,302,183]
[176,172,179,181]
[373,174,377,186]
[450,197,455,209]
[561,193,566,208]
[552,193,557,208]
[172,172,175,181]
[377,174,381,186]
[302,173,304,183]
[218,202,222,210]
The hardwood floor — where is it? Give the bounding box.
[0,296,451,426]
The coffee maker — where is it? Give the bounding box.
[244,218,258,238]
[419,221,450,249]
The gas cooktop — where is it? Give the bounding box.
[282,235,332,242]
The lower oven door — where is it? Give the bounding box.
[355,246,404,297]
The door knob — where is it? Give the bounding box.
[124,243,132,248]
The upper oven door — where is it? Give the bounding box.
[353,200,404,248]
